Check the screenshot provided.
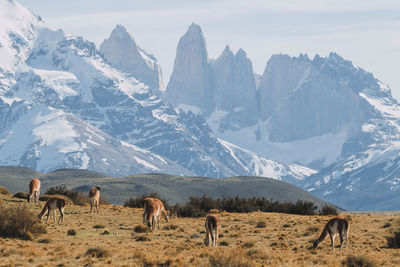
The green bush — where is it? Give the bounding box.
[123,192,170,209]
[169,195,318,217]
[319,205,339,216]
[45,185,86,206]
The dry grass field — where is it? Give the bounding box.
[1,193,400,267]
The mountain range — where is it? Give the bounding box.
[1,0,400,210]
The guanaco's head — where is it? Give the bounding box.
[165,211,170,222]
[95,186,101,191]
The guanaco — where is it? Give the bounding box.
[204,214,221,247]
[313,217,350,251]
[89,186,101,213]
[28,177,41,203]
[38,196,66,224]
[143,198,169,229]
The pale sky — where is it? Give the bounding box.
[18,0,400,100]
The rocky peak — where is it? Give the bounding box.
[99,25,164,92]
[164,23,213,114]
[212,46,258,131]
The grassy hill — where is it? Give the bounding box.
[0,193,397,266]
[0,166,333,208]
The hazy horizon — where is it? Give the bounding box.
[18,0,400,100]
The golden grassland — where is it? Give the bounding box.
[1,194,400,267]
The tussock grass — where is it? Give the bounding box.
[85,247,110,258]
[0,205,46,240]
[256,221,266,228]
[13,192,29,200]
[0,186,10,195]
[343,255,376,267]
[67,229,77,236]
[387,229,400,248]
[208,249,256,267]
[134,224,150,233]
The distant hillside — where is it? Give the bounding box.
[0,166,336,209]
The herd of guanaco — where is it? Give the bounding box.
[26,177,350,250]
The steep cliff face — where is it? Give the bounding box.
[258,53,372,143]
[165,23,214,114]
[99,25,164,92]
[212,46,258,132]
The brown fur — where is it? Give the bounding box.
[88,186,101,213]
[204,214,221,247]
[143,198,169,229]
[38,196,66,224]
[313,217,350,251]
[28,178,40,203]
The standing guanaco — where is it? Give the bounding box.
[313,217,350,251]
[143,198,169,229]
[28,177,41,203]
[204,214,221,247]
[89,186,101,213]
[38,196,67,224]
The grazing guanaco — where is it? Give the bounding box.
[89,186,101,213]
[143,198,169,229]
[28,177,41,203]
[313,217,350,251]
[38,196,67,224]
[204,214,221,247]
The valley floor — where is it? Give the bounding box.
[1,194,400,266]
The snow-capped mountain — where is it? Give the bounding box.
[99,25,164,93]
[0,0,313,180]
[164,23,400,210]
[300,88,400,210]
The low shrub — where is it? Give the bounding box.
[0,186,10,195]
[242,241,255,248]
[13,192,29,200]
[85,247,110,258]
[38,238,51,244]
[0,205,46,240]
[342,255,376,267]
[382,223,391,229]
[171,196,318,217]
[255,221,266,228]
[219,240,229,246]
[101,229,111,235]
[123,192,169,209]
[45,186,86,206]
[135,235,150,242]
[307,226,320,233]
[387,229,400,248]
[208,249,255,267]
[134,225,149,233]
[67,229,76,236]
[93,224,105,229]
[163,224,178,230]
[319,205,339,216]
